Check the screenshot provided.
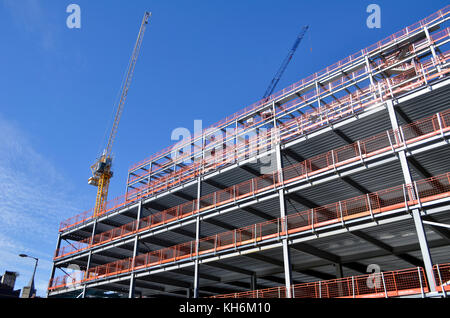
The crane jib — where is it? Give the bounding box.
[263,25,309,100]
[90,11,151,218]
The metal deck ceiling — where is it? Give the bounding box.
[58,137,450,269]
[206,164,259,187]
[396,83,450,123]
[58,141,450,269]
[60,79,450,243]
[412,146,450,176]
[50,75,450,298]
[123,216,450,297]
[54,214,450,297]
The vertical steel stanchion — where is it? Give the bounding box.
[381,272,388,298]
[413,181,422,209]
[436,264,446,298]
[319,281,322,298]
[436,112,446,140]
[352,276,355,298]
[418,267,425,298]
[367,193,374,221]
[386,130,395,153]
[402,184,410,212]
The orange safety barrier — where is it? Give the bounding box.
[434,262,450,292]
[126,60,374,185]
[126,23,450,184]
[134,59,450,225]
[49,262,450,296]
[48,273,83,291]
[210,267,429,298]
[126,53,448,203]
[54,237,91,259]
[59,208,94,233]
[128,5,450,173]
[54,108,450,258]
[49,172,450,288]
[126,45,449,191]
[58,21,450,232]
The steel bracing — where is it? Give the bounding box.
[48,6,450,298]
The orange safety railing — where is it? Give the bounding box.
[126,58,376,185]
[434,262,450,292]
[54,237,91,259]
[54,108,450,258]
[48,273,83,292]
[58,185,143,232]
[126,38,450,189]
[128,5,450,173]
[59,208,94,232]
[126,23,450,182]
[125,53,449,202]
[49,172,450,288]
[125,22,448,179]
[210,267,430,298]
[58,21,450,233]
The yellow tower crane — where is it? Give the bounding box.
[88,12,151,218]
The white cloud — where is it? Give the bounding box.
[2,0,58,51]
[0,113,84,297]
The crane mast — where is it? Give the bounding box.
[88,12,151,218]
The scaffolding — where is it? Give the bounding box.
[49,6,450,298]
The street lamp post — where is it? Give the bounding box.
[19,254,39,298]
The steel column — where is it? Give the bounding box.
[250,273,257,291]
[275,143,293,298]
[129,201,142,298]
[193,177,202,298]
[128,237,139,298]
[385,99,437,292]
[335,263,344,278]
[423,27,442,73]
[47,233,62,297]
[81,251,92,298]
[81,219,98,298]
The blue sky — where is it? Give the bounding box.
[0,0,447,297]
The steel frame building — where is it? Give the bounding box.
[48,7,450,298]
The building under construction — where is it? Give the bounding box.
[48,6,450,298]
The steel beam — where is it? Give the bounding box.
[351,230,423,267]
[422,215,450,243]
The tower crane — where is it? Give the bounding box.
[88,12,151,218]
[262,25,309,101]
